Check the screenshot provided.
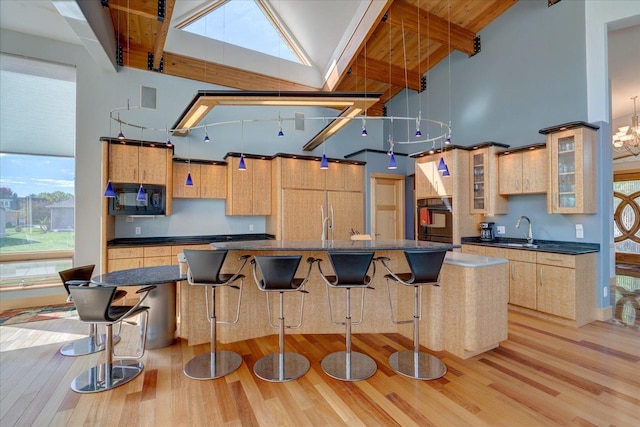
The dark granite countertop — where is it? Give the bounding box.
[209,239,458,252]
[107,233,275,248]
[92,265,186,286]
[461,237,599,255]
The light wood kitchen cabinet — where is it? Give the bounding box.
[226,156,271,215]
[470,145,508,215]
[326,162,365,192]
[504,249,537,310]
[415,150,454,198]
[280,157,326,190]
[281,189,325,240]
[109,144,170,185]
[541,122,598,214]
[107,247,143,272]
[173,161,227,199]
[460,244,486,256]
[498,146,547,195]
[328,190,365,240]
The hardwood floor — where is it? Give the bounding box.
[1,310,638,427]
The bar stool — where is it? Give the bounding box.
[250,255,315,382]
[68,284,154,393]
[316,251,377,381]
[58,265,127,356]
[182,249,249,380]
[378,249,448,380]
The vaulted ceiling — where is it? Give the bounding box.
[106,0,518,116]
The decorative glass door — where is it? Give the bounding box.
[472,152,485,211]
[556,135,576,208]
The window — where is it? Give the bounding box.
[0,54,76,289]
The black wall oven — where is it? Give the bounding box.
[416,197,453,243]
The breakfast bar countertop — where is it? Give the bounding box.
[461,236,599,255]
[208,239,458,252]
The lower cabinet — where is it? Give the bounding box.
[107,245,175,272]
[460,244,597,326]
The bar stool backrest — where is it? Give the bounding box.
[183,249,228,285]
[59,265,95,295]
[328,252,375,286]
[69,285,118,323]
[253,255,302,290]
[404,250,447,284]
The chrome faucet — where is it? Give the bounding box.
[515,216,533,244]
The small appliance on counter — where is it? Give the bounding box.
[479,221,495,241]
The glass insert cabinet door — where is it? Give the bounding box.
[545,124,598,214]
[472,151,485,211]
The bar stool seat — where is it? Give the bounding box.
[182,249,249,380]
[316,252,377,381]
[68,284,154,393]
[58,265,127,356]
[250,255,315,382]
[378,249,448,380]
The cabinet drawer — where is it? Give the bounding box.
[108,258,142,272]
[536,252,575,268]
[143,246,172,257]
[108,247,143,260]
[461,245,485,256]
[143,256,172,267]
[485,247,508,259]
[507,248,536,263]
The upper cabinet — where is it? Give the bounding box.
[498,145,547,195]
[109,143,170,185]
[470,145,508,215]
[540,122,599,214]
[415,150,455,198]
[172,160,227,199]
[226,155,271,216]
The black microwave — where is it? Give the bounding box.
[109,184,166,215]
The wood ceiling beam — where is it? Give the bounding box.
[152,0,175,70]
[322,0,393,92]
[387,0,476,56]
[108,0,158,20]
[353,56,421,92]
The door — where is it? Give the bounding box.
[371,174,405,240]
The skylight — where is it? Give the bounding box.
[181,0,302,64]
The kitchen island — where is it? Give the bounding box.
[179,240,508,359]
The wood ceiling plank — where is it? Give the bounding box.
[387,0,475,56]
[109,0,159,21]
[353,56,421,92]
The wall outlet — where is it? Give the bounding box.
[575,223,584,239]
[135,227,141,235]
[126,216,134,222]
[249,224,254,231]
[604,287,608,298]
[496,225,506,234]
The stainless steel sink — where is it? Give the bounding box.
[501,243,539,249]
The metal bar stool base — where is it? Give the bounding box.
[183,350,242,380]
[389,350,447,380]
[254,352,310,382]
[60,334,121,357]
[321,351,377,381]
[71,360,143,393]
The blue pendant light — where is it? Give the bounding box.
[104,180,116,198]
[238,154,247,171]
[388,152,397,170]
[204,132,210,143]
[320,154,329,169]
[437,157,447,172]
[445,137,451,145]
[361,119,368,137]
[415,117,422,137]
[117,113,125,140]
[442,164,450,177]
[185,172,193,186]
[136,184,146,201]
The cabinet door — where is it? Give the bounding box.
[509,260,537,309]
[537,264,575,319]
[173,163,200,198]
[252,158,271,215]
[522,148,547,193]
[328,190,364,240]
[281,157,325,190]
[470,150,487,212]
[226,157,253,215]
[415,156,437,197]
[140,146,168,184]
[547,127,596,214]
[498,153,522,195]
[470,147,507,215]
[200,164,227,199]
[109,144,139,183]
[340,163,365,192]
[437,151,454,196]
[108,257,142,272]
[282,189,325,240]
[460,244,485,256]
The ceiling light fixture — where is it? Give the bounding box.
[238,120,247,171]
[612,96,640,156]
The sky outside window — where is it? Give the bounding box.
[182,0,301,64]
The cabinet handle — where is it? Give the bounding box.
[539,267,544,287]
[510,263,515,281]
